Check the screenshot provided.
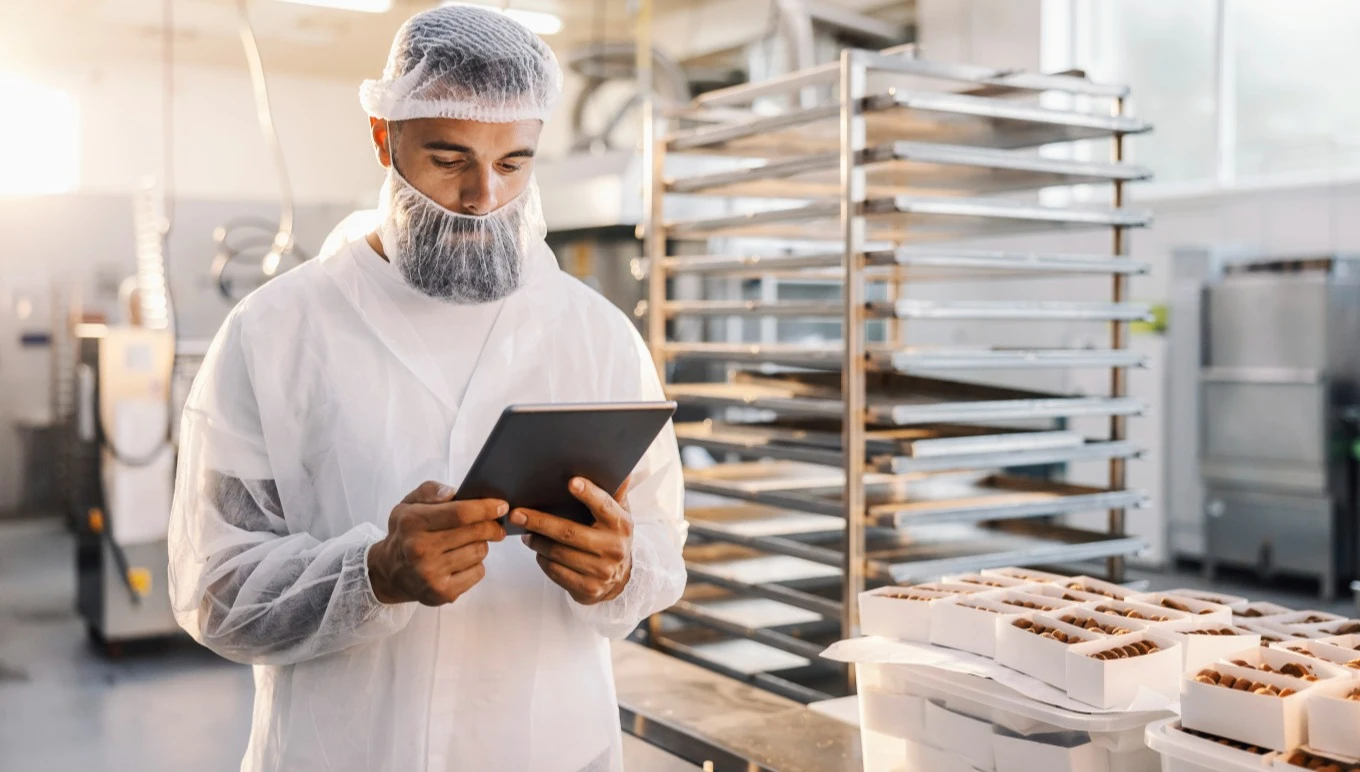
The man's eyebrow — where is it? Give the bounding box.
[423,141,474,153]
[502,148,536,160]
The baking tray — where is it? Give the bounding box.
[652,245,1150,281]
[665,194,1151,243]
[683,461,1148,526]
[663,297,1151,322]
[664,341,1147,371]
[676,419,1141,474]
[667,89,1150,157]
[666,141,1151,199]
[666,370,1146,425]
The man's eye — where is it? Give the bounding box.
[432,158,465,169]
[498,163,523,174]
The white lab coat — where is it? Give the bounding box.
[167,233,687,772]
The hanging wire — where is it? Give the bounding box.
[210,0,306,300]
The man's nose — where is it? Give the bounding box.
[460,167,497,215]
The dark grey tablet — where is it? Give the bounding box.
[454,402,677,534]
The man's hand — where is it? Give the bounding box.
[510,477,633,606]
[367,481,507,606]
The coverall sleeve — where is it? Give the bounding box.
[569,328,688,639]
[167,310,416,666]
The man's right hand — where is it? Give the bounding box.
[366,481,507,606]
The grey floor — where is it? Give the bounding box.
[0,518,697,772]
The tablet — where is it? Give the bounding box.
[454,402,677,534]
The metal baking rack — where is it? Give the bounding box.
[640,49,1153,702]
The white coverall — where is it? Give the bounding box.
[168,231,687,772]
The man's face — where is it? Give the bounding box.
[371,117,542,214]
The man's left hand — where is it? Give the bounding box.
[509,477,633,605]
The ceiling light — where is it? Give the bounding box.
[274,0,393,13]
[440,3,563,35]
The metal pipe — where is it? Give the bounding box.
[840,48,869,667]
[1107,95,1128,583]
[773,0,818,108]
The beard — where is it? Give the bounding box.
[378,171,545,304]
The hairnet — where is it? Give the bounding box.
[360,4,563,124]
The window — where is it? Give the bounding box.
[0,75,79,196]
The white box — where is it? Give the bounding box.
[930,595,1023,658]
[1261,610,1348,633]
[1025,583,1111,605]
[859,586,952,642]
[1304,677,1360,761]
[858,688,927,741]
[996,615,1100,689]
[994,727,1109,772]
[1234,601,1295,624]
[1130,592,1234,624]
[1044,606,1155,636]
[925,698,996,772]
[913,581,991,595]
[1180,646,1344,751]
[1237,619,1293,646]
[1144,718,1280,772]
[1271,635,1360,675]
[1308,619,1360,637]
[1065,632,1182,710]
[990,588,1084,616]
[1161,619,1262,674]
[944,572,1038,590]
[1061,576,1138,601]
[1089,598,1193,627]
[982,566,1071,585]
[1162,588,1250,612]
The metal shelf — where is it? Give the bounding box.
[667,195,1151,243]
[676,420,1142,474]
[663,297,1151,322]
[667,141,1151,199]
[684,461,1148,527]
[668,90,1150,157]
[665,342,1147,371]
[653,246,1152,280]
[665,370,1145,425]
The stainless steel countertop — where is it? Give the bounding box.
[612,640,862,772]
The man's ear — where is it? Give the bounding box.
[371,117,392,168]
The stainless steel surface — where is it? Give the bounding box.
[611,640,862,771]
[653,245,1151,279]
[684,462,1148,527]
[664,342,1147,371]
[666,141,1150,199]
[662,297,1150,322]
[666,195,1151,243]
[667,371,1145,426]
[1204,487,1336,583]
[1207,275,1330,369]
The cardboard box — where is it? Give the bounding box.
[1180,646,1344,751]
[994,727,1109,772]
[1087,598,1192,627]
[858,688,927,741]
[1304,676,1360,760]
[982,566,1071,585]
[943,572,1038,591]
[859,586,953,642]
[1161,619,1263,674]
[1261,610,1348,633]
[1060,576,1138,601]
[1162,588,1250,612]
[925,698,996,771]
[1234,601,1295,624]
[930,594,1023,658]
[1271,635,1360,675]
[990,588,1084,617]
[1065,632,1182,709]
[913,581,991,595]
[1237,619,1292,646]
[1309,619,1360,638]
[996,615,1100,689]
[1043,606,1155,636]
[1129,592,1234,623]
[1025,583,1111,605]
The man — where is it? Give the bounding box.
[167,7,686,772]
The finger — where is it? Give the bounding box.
[429,520,506,553]
[536,554,594,601]
[436,562,486,604]
[404,481,457,505]
[415,499,508,531]
[523,534,610,580]
[613,476,632,506]
[511,508,613,555]
[437,540,493,575]
[568,477,632,533]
